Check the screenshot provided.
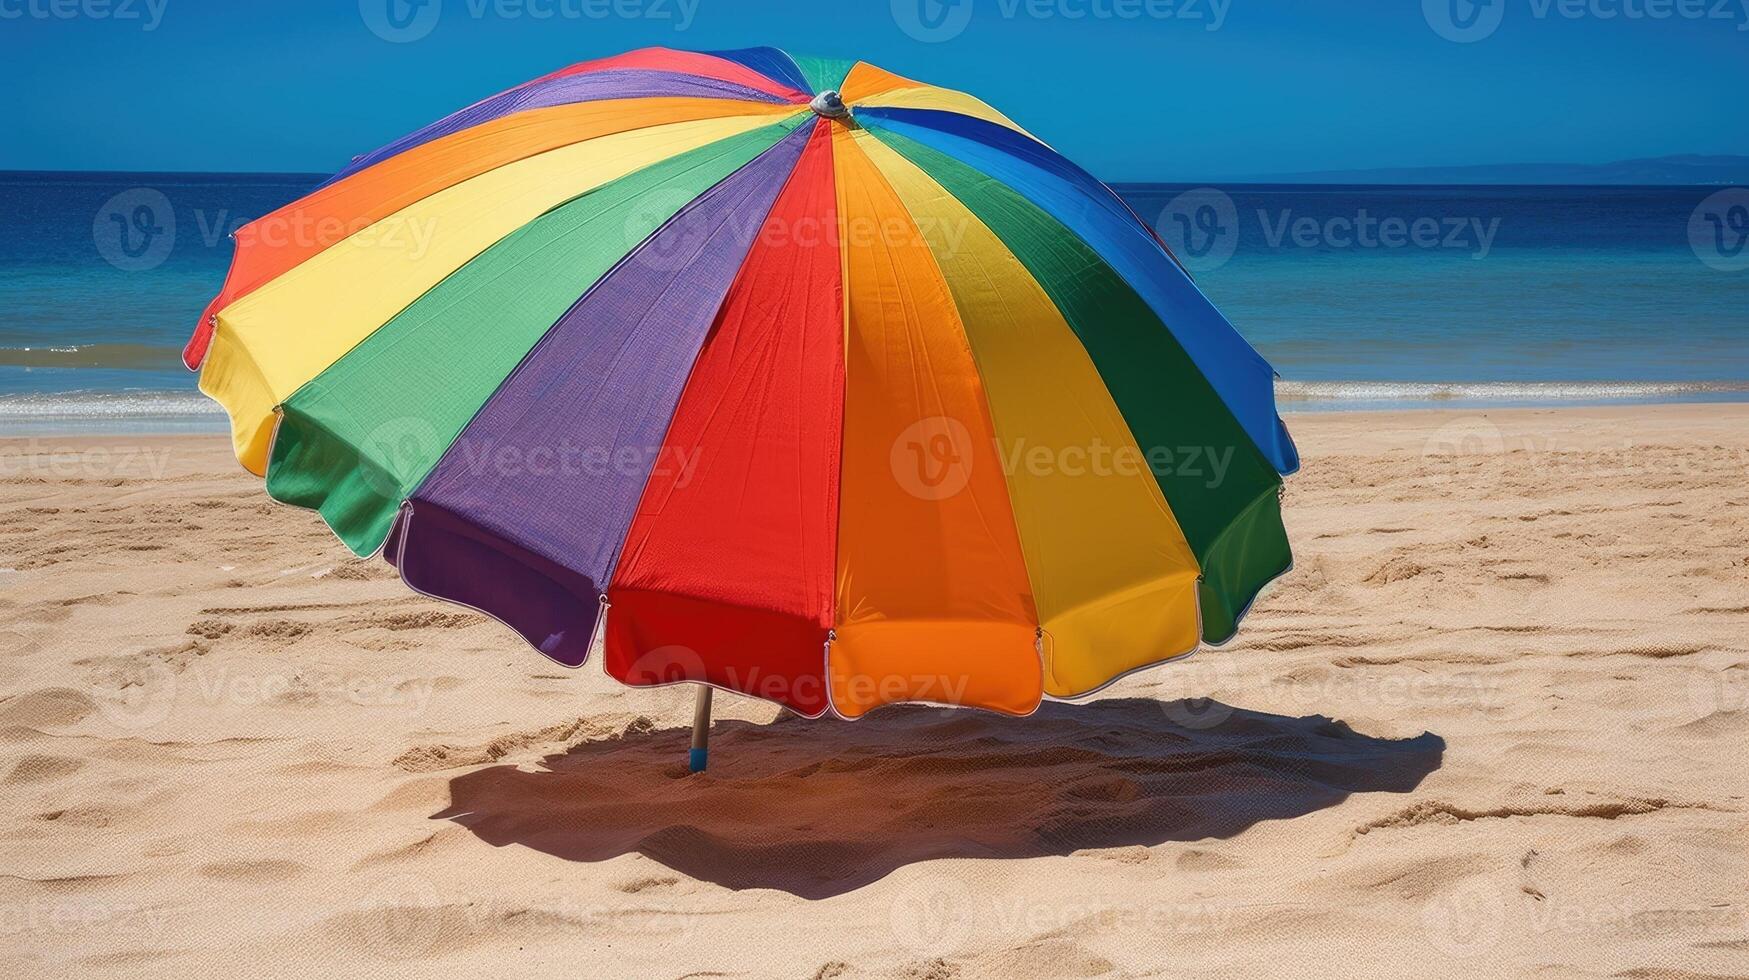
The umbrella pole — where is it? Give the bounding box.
[688,685,713,773]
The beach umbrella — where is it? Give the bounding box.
[188,48,1297,770]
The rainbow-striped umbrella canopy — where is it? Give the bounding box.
[189,47,1297,720]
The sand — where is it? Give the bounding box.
[1,404,1746,979]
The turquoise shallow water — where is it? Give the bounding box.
[1118,183,1749,409]
[1,173,1746,429]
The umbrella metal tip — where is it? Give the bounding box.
[809,90,850,119]
[688,747,709,773]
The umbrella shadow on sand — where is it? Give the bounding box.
[433,698,1443,899]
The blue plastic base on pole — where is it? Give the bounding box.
[688,747,709,773]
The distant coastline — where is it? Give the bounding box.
[1231,154,1749,187]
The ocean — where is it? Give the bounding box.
[2,172,1746,431]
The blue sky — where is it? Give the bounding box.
[2,0,1745,179]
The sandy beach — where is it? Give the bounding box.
[2,404,1746,979]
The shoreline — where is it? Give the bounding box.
[4,385,1749,437]
[9,401,1745,451]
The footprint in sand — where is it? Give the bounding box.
[0,686,97,727]
[4,753,85,784]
